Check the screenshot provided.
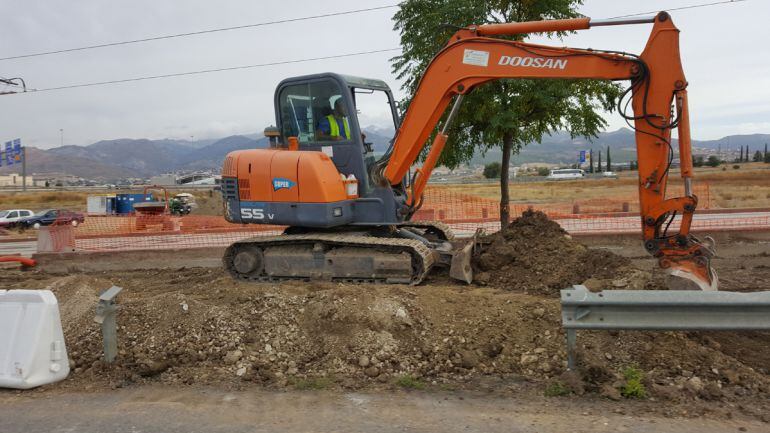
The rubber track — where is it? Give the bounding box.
[224,233,435,285]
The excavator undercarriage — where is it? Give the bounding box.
[223,222,474,285]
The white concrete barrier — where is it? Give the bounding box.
[0,290,70,389]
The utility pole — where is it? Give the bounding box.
[60,129,64,147]
[22,147,26,191]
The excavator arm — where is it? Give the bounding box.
[383,12,718,291]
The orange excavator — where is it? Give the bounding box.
[221,11,718,290]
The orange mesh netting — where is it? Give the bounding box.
[36,181,766,253]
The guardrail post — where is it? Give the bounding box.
[94,285,123,363]
[566,328,577,370]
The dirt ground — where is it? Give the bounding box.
[1,214,768,424]
[1,386,768,433]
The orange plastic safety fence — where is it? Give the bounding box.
[58,180,762,253]
[71,214,284,252]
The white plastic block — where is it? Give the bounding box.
[0,290,70,389]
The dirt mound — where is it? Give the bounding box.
[13,267,756,408]
[473,210,631,293]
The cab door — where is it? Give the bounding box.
[276,77,366,190]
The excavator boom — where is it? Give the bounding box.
[379,12,717,290]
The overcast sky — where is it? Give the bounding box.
[1,0,767,149]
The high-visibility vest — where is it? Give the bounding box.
[326,115,350,139]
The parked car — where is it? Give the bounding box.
[19,209,86,230]
[546,168,585,180]
[0,209,34,228]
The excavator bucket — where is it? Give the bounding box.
[449,239,474,284]
[666,266,719,291]
[663,236,719,291]
[449,229,483,284]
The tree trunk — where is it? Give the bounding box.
[500,132,514,229]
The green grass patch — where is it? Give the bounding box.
[544,381,571,397]
[620,366,647,399]
[290,376,333,390]
[394,375,424,390]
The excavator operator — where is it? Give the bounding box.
[316,97,351,141]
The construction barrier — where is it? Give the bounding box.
[26,181,767,254]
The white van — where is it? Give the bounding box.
[0,209,34,228]
[546,169,585,180]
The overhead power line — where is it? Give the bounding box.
[1,1,745,62]
[3,1,749,95]
[607,0,748,19]
[0,4,398,61]
[20,48,400,94]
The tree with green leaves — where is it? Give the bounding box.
[692,155,704,167]
[589,149,594,173]
[392,0,620,227]
[483,162,502,178]
[754,150,763,162]
[606,146,612,171]
[706,155,721,167]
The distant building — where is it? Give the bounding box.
[148,174,176,186]
[0,173,34,187]
[30,172,80,187]
[184,175,221,186]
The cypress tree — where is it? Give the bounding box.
[606,146,612,171]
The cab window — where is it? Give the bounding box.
[7,211,18,218]
[278,80,352,144]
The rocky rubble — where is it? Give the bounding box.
[39,271,768,410]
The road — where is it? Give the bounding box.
[0,240,35,257]
[0,387,763,433]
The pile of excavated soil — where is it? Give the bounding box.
[473,210,634,293]
[5,267,764,416]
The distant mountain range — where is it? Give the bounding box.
[473,129,770,165]
[1,127,766,180]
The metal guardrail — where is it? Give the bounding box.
[560,285,770,369]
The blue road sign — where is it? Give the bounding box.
[4,141,13,165]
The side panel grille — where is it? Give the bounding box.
[221,177,238,200]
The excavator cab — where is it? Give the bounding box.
[274,73,400,196]
[221,73,410,228]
